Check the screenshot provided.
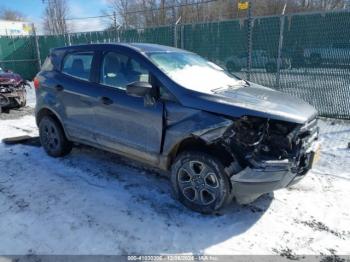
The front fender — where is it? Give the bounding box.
[162,102,233,156]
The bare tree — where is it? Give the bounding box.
[314,0,347,10]
[104,0,132,27]
[103,0,349,29]
[0,8,25,21]
[43,0,70,35]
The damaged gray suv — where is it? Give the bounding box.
[35,43,320,213]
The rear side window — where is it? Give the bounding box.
[62,52,93,81]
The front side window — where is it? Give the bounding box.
[62,52,93,81]
[146,52,241,94]
[100,52,150,90]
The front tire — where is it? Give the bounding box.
[39,116,72,157]
[171,151,231,214]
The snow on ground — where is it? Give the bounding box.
[26,83,36,108]
[0,86,349,256]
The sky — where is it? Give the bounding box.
[1,0,111,34]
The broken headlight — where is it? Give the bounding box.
[232,116,268,147]
[261,120,299,159]
[229,116,300,160]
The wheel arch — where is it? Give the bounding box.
[167,135,236,171]
[36,107,68,139]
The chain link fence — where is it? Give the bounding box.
[0,10,350,119]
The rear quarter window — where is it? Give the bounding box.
[62,52,93,81]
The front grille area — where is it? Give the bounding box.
[228,116,319,173]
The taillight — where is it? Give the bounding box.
[33,77,40,89]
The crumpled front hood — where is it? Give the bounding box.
[181,83,317,124]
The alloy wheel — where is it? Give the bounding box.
[41,122,60,152]
[177,160,220,206]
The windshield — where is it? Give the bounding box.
[147,52,243,94]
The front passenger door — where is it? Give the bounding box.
[93,51,164,158]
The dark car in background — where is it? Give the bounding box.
[0,66,28,111]
[225,50,291,73]
[34,43,320,213]
[303,43,350,67]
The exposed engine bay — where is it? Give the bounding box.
[217,116,319,176]
[189,115,319,204]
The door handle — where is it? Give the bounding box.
[55,85,64,92]
[100,96,113,105]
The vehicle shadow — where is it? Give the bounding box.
[62,144,274,254]
[0,106,34,120]
[1,141,273,254]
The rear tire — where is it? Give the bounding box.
[39,116,72,157]
[171,151,231,214]
[0,94,10,108]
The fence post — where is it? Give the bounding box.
[174,21,177,47]
[113,11,118,42]
[247,1,253,81]
[181,24,184,49]
[32,23,41,71]
[276,4,287,89]
[67,33,71,46]
[10,34,16,70]
[174,16,181,48]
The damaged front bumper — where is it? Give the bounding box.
[0,86,26,108]
[231,141,321,204]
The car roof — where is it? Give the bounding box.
[52,43,188,54]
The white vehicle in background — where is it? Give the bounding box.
[224,50,291,73]
[303,43,350,67]
[0,20,32,36]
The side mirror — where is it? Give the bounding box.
[126,81,153,97]
[126,81,157,107]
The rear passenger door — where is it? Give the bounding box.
[56,51,98,142]
[93,51,164,157]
